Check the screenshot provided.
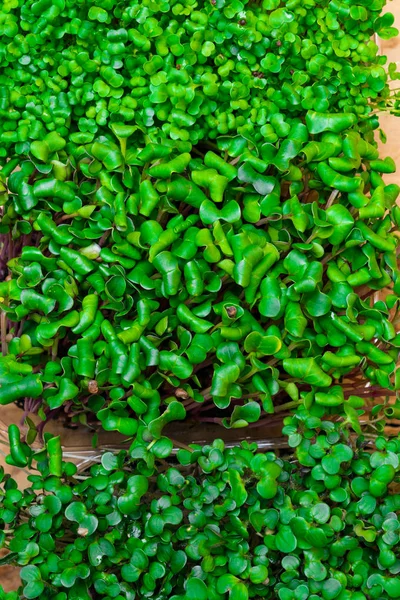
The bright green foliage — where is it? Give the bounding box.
[1,0,400,597]
[2,424,400,599]
[0,2,399,432]
[0,0,397,151]
[1,128,400,432]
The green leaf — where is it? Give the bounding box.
[65,502,98,535]
[237,163,276,195]
[35,513,52,532]
[244,332,282,355]
[305,560,327,582]
[227,469,248,507]
[217,574,240,594]
[199,199,241,225]
[354,523,377,543]
[305,290,332,317]
[229,402,261,427]
[306,111,357,134]
[118,475,149,514]
[231,583,249,600]
[60,564,90,587]
[311,503,330,524]
[88,539,116,567]
[257,476,279,500]
[185,578,208,600]
[320,451,340,474]
[151,437,173,458]
[276,526,297,553]
[148,514,165,535]
[249,565,269,584]
[101,452,119,471]
[322,578,342,600]
[159,352,193,379]
[333,443,353,462]
[146,401,186,440]
[357,494,377,515]
[284,302,307,338]
[326,205,354,245]
[20,566,44,599]
[370,451,399,469]
[315,386,344,407]
[283,358,332,387]
[121,549,149,583]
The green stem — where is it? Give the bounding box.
[119,137,127,157]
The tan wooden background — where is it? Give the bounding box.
[377,2,400,184]
[1,4,400,590]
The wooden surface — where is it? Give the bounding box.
[377,2,400,184]
[1,7,400,592]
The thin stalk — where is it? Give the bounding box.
[0,308,7,356]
